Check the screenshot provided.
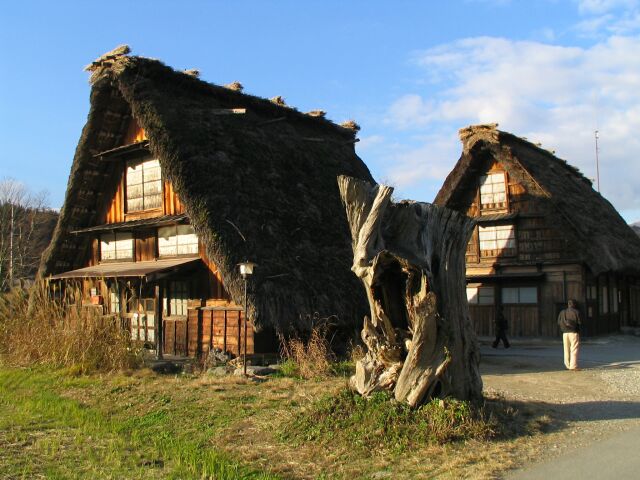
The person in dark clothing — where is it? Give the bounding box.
[557,299,581,370]
[492,305,510,348]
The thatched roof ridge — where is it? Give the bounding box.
[435,124,640,275]
[88,54,358,138]
[40,50,373,332]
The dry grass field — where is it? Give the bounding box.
[0,362,561,480]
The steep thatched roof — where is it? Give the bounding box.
[435,124,640,276]
[39,47,373,332]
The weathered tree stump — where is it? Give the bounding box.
[338,176,482,407]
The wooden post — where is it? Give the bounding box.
[155,283,163,360]
[174,319,178,356]
[223,310,228,354]
[237,311,241,358]
[243,277,248,375]
[210,310,214,350]
[197,309,203,359]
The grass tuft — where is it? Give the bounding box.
[280,388,498,452]
[279,325,336,379]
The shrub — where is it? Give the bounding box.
[0,282,141,373]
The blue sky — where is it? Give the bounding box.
[1,0,639,223]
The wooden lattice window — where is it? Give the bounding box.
[126,158,162,212]
[479,172,507,211]
[479,224,516,257]
[158,225,199,257]
[168,280,189,316]
[100,232,133,261]
[109,287,121,314]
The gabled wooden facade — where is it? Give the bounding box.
[435,124,640,337]
[40,47,373,358]
[51,119,252,358]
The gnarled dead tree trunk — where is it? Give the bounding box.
[338,176,482,407]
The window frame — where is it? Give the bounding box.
[479,171,509,212]
[164,280,190,317]
[467,286,495,305]
[109,285,121,314]
[600,284,609,314]
[99,231,134,262]
[501,286,538,305]
[157,224,199,258]
[478,223,517,258]
[125,157,163,214]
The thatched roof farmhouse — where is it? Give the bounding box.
[435,124,640,336]
[40,47,373,355]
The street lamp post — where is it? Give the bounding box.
[238,261,256,375]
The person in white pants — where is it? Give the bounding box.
[557,299,582,370]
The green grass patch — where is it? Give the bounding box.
[0,367,279,479]
[280,388,498,452]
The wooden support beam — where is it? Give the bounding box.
[155,282,164,360]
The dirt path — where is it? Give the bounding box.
[479,336,640,478]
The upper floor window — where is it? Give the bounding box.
[479,224,516,257]
[158,225,199,257]
[126,158,162,212]
[100,232,133,261]
[479,172,507,211]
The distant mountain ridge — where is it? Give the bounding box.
[632,221,640,237]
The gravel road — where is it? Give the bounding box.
[479,335,640,479]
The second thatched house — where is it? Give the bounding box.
[39,47,373,357]
[435,124,640,337]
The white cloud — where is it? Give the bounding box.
[356,134,385,150]
[573,0,640,36]
[387,133,461,189]
[381,34,640,218]
[386,94,435,129]
[576,0,638,15]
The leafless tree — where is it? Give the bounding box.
[0,178,54,291]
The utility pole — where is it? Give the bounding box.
[594,130,601,192]
[9,202,14,287]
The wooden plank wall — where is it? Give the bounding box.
[469,305,538,336]
[163,180,185,216]
[629,284,640,326]
[199,309,254,357]
[123,117,147,145]
[164,308,253,358]
[163,318,188,356]
[468,305,494,336]
[505,305,538,337]
[199,244,228,300]
[135,230,156,262]
[105,176,125,223]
